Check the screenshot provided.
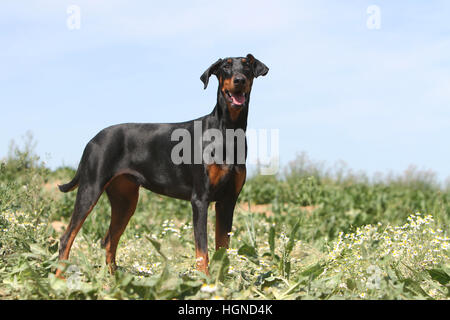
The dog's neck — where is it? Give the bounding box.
[210,88,249,131]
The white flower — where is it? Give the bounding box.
[201,284,217,293]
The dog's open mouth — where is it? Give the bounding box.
[224,90,246,107]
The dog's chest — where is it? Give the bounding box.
[206,163,246,196]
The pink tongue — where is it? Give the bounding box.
[231,94,245,105]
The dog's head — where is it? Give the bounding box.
[200,54,269,110]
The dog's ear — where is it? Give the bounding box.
[200,58,223,89]
[246,54,269,78]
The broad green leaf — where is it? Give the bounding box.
[238,243,259,266]
[209,248,230,283]
[427,268,450,285]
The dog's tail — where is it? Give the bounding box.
[58,141,95,193]
[58,150,88,193]
[58,169,80,193]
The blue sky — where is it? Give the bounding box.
[1,1,450,180]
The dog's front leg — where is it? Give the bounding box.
[191,196,210,275]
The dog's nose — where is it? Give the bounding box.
[233,76,246,86]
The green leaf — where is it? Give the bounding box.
[260,275,284,290]
[279,279,305,299]
[115,270,134,287]
[360,244,368,259]
[146,236,170,286]
[29,243,47,256]
[238,243,259,265]
[286,219,301,256]
[346,278,356,290]
[401,278,431,299]
[268,225,275,256]
[300,263,324,280]
[427,268,450,285]
[209,248,230,283]
[146,237,167,261]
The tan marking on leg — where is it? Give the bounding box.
[195,247,209,275]
[208,164,229,186]
[55,200,99,278]
[105,174,139,273]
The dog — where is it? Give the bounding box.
[55,54,269,277]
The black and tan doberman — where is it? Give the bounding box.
[55,54,269,277]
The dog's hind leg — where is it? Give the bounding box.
[56,180,106,278]
[103,174,140,273]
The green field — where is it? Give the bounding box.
[0,137,449,299]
